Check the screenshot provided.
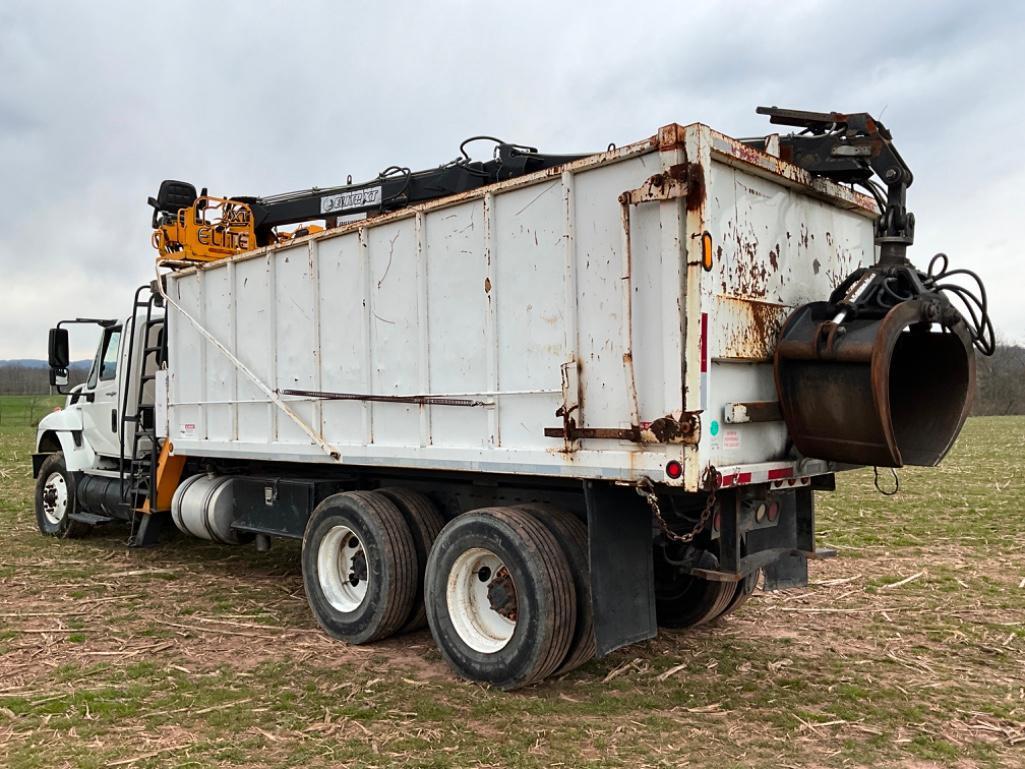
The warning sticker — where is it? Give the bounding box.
[723,429,741,450]
[179,422,196,438]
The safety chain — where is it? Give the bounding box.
[636,465,719,544]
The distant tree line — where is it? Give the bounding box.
[973,343,1025,416]
[0,364,88,395]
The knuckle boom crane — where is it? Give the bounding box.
[148,138,584,263]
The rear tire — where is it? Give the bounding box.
[34,452,89,539]
[301,491,417,644]
[425,507,576,690]
[514,504,596,674]
[376,488,446,632]
[655,550,737,629]
[717,569,759,620]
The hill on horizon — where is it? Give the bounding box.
[0,359,92,369]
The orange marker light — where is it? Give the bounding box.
[701,232,714,271]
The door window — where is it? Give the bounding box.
[88,327,122,387]
[99,328,122,380]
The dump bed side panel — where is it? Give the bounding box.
[166,145,685,482]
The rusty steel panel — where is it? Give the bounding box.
[714,297,790,362]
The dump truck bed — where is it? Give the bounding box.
[160,123,878,492]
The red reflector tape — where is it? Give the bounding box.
[736,472,752,484]
[700,313,708,373]
[718,473,735,487]
[767,467,794,480]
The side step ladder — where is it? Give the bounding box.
[119,285,183,547]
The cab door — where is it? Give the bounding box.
[79,325,124,458]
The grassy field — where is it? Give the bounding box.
[0,395,64,427]
[1,395,1022,768]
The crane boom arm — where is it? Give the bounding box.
[149,140,585,263]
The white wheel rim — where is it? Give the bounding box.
[446,547,517,653]
[42,472,69,526]
[317,525,369,613]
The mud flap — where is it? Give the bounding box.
[584,480,657,656]
[762,551,809,591]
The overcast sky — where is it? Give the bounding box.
[2,0,1022,359]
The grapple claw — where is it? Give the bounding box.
[774,298,975,467]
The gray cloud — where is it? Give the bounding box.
[2,0,1022,359]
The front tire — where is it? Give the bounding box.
[34,452,88,538]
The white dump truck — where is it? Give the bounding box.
[34,108,984,688]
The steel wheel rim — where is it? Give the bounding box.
[318,525,369,613]
[446,547,517,653]
[41,472,68,526]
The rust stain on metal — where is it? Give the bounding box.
[728,224,769,298]
[685,163,706,211]
[723,400,782,424]
[658,123,687,151]
[484,276,492,293]
[824,241,861,290]
[487,567,518,621]
[775,298,976,468]
[623,166,688,204]
[545,410,700,445]
[708,129,878,215]
[717,297,789,361]
[642,412,701,444]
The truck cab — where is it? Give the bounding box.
[33,298,164,538]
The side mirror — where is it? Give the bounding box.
[48,327,70,368]
[49,368,69,388]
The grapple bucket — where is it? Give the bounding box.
[774,299,975,467]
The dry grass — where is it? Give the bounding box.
[1,403,1023,768]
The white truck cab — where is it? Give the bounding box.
[34,303,163,536]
